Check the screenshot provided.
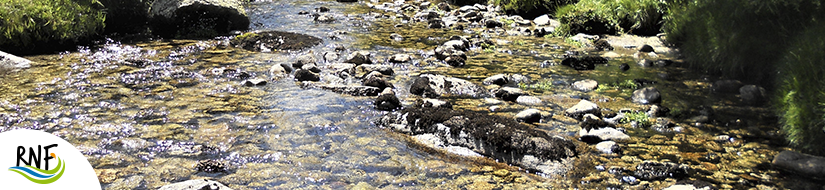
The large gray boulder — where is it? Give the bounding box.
[149,0,250,38]
[632,87,661,105]
[159,179,233,190]
[0,51,31,71]
[773,150,825,181]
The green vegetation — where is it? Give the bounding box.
[0,0,105,54]
[491,0,576,17]
[776,23,825,156]
[554,0,666,36]
[518,79,554,92]
[595,79,638,92]
[664,0,825,84]
[620,111,652,127]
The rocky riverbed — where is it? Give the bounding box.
[0,0,822,189]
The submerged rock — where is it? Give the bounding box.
[0,50,32,71]
[149,0,249,38]
[231,31,323,51]
[565,100,600,120]
[195,159,227,173]
[378,107,578,175]
[560,56,607,70]
[634,161,689,180]
[159,179,233,190]
[632,87,661,105]
[300,83,381,96]
[515,108,542,123]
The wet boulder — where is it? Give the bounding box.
[595,141,621,154]
[344,51,372,65]
[362,72,394,90]
[594,39,613,51]
[632,87,661,105]
[159,179,233,190]
[515,108,542,123]
[389,54,411,63]
[483,74,509,86]
[293,53,317,68]
[300,83,381,96]
[572,79,598,92]
[772,150,825,181]
[149,0,250,38]
[355,64,393,76]
[578,126,629,143]
[0,50,31,71]
[560,56,608,70]
[241,78,267,86]
[565,100,600,120]
[739,85,767,104]
[269,63,291,79]
[516,96,543,106]
[409,74,487,98]
[414,98,452,108]
[378,107,578,175]
[375,89,401,111]
[634,161,689,180]
[493,87,525,101]
[294,69,320,81]
[231,31,323,52]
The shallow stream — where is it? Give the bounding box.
[0,0,817,189]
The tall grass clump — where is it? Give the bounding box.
[554,0,667,36]
[776,22,825,156]
[663,0,825,84]
[0,0,105,54]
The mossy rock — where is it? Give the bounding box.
[230,31,323,52]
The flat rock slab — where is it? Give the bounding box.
[231,31,323,52]
[0,50,31,71]
[379,107,577,175]
[773,150,825,181]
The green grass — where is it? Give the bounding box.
[595,79,638,92]
[518,79,554,92]
[776,22,825,156]
[491,0,576,17]
[620,111,652,127]
[663,0,825,84]
[554,0,666,36]
[0,0,105,54]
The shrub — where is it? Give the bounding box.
[0,0,105,54]
[663,0,825,84]
[776,22,825,156]
[555,0,666,36]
